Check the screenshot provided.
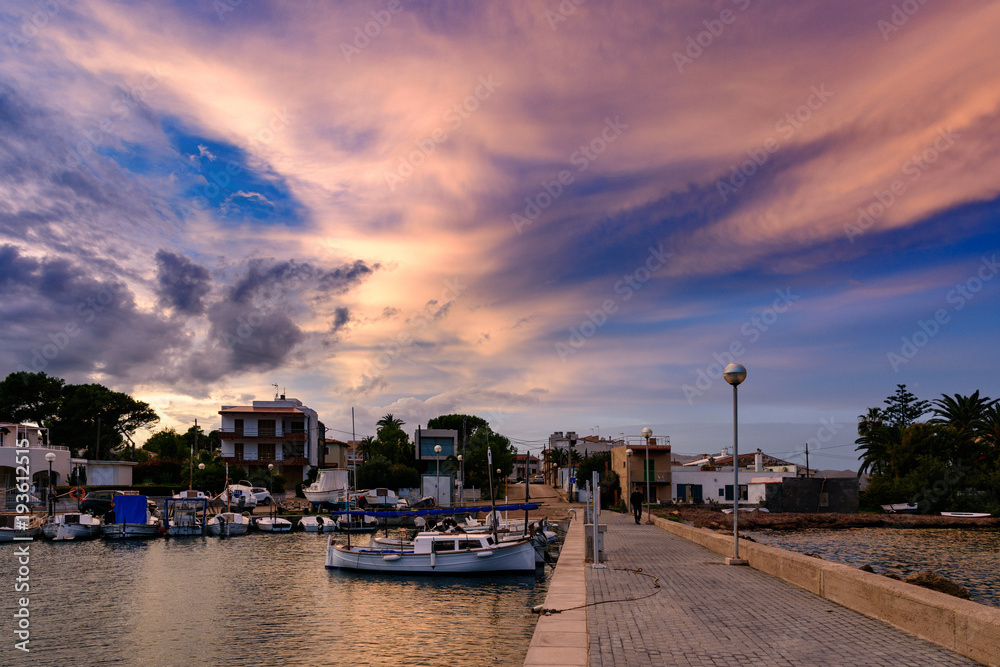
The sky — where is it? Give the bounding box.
[2,0,999,472]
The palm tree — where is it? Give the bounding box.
[356,435,376,462]
[930,391,996,435]
[376,413,405,431]
[855,408,902,477]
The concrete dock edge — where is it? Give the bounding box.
[653,515,1000,667]
[523,516,589,667]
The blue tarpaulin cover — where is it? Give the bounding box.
[113,495,148,524]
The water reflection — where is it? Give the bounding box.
[1,532,551,666]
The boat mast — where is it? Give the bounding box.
[487,444,498,544]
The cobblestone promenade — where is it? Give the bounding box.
[585,512,980,666]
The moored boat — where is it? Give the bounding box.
[325,531,538,573]
[881,503,919,514]
[0,514,43,541]
[299,514,336,532]
[940,511,991,518]
[102,495,162,539]
[164,497,209,536]
[42,512,103,541]
[255,516,293,533]
[205,511,252,537]
[303,469,350,504]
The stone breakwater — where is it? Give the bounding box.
[667,507,1000,531]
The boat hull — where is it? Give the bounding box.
[255,518,293,533]
[102,523,162,539]
[325,538,537,573]
[42,514,103,541]
[940,512,991,518]
[206,513,251,537]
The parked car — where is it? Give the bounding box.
[79,490,126,516]
[532,475,545,484]
[249,486,273,506]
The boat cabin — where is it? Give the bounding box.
[411,532,498,554]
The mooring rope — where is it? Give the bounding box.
[532,566,661,615]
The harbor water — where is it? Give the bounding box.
[1,531,555,666]
[745,527,1000,608]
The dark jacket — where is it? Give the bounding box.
[630,490,644,508]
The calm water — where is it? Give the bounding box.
[745,527,1000,608]
[1,531,555,666]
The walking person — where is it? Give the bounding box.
[630,486,644,524]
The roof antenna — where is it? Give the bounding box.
[272,383,279,400]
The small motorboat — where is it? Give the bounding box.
[303,469,350,504]
[325,531,538,573]
[164,497,209,536]
[940,511,991,518]
[0,514,44,542]
[255,516,293,533]
[102,495,162,539]
[42,513,103,541]
[299,515,337,533]
[205,511,252,537]
[880,503,919,514]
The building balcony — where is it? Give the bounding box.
[220,456,309,467]
[218,429,306,441]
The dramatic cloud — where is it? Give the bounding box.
[2,1,999,467]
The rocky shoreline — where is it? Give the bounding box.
[660,507,1000,531]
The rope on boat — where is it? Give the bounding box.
[531,567,661,615]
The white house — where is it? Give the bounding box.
[218,396,320,485]
[0,424,71,505]
[672,449,799,505]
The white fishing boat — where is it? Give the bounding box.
[356,487,400,508]
[881,503,919,514]
[0,514,43,542]
[102,495,162,539]
[205,511,252,537]
[303,469,350,504]
[255,516,293,533]
[42,512,103,541]
[335,514,378,533]
[299,514,337,532]
[940,511,991,518]
[325,531,538,573]
[164,497,208,536]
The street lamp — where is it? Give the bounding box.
[45,452,56,518]
[724,362,747,565]
[641,427,652,524]
[267,463,275,519]
[456,454,463,506]
[625,449,632,508]
[434,444,442,505]
[198,463,205,491]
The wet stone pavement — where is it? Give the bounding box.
[586,512,979,666]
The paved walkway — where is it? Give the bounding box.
[584,512,980,666]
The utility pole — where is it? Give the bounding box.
[805,443,809,478]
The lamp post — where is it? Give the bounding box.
[267,463,274,516]
[45,452,56,519]
[456,454,463,506]
[198,463,205,491]
[723,362,748,565]
[434,444,442,505]
[641,427,652,524]
[625,448,632,508]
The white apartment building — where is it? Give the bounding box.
[218,396,320,485]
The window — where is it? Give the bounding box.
[234,443,244,460]
[258,420,276,437]
[234,419,244,436]
[724,485,748,501]
[291,420,305,434]
[259,443,276,461]
[419,436,454,458]
[644,459,654,481]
